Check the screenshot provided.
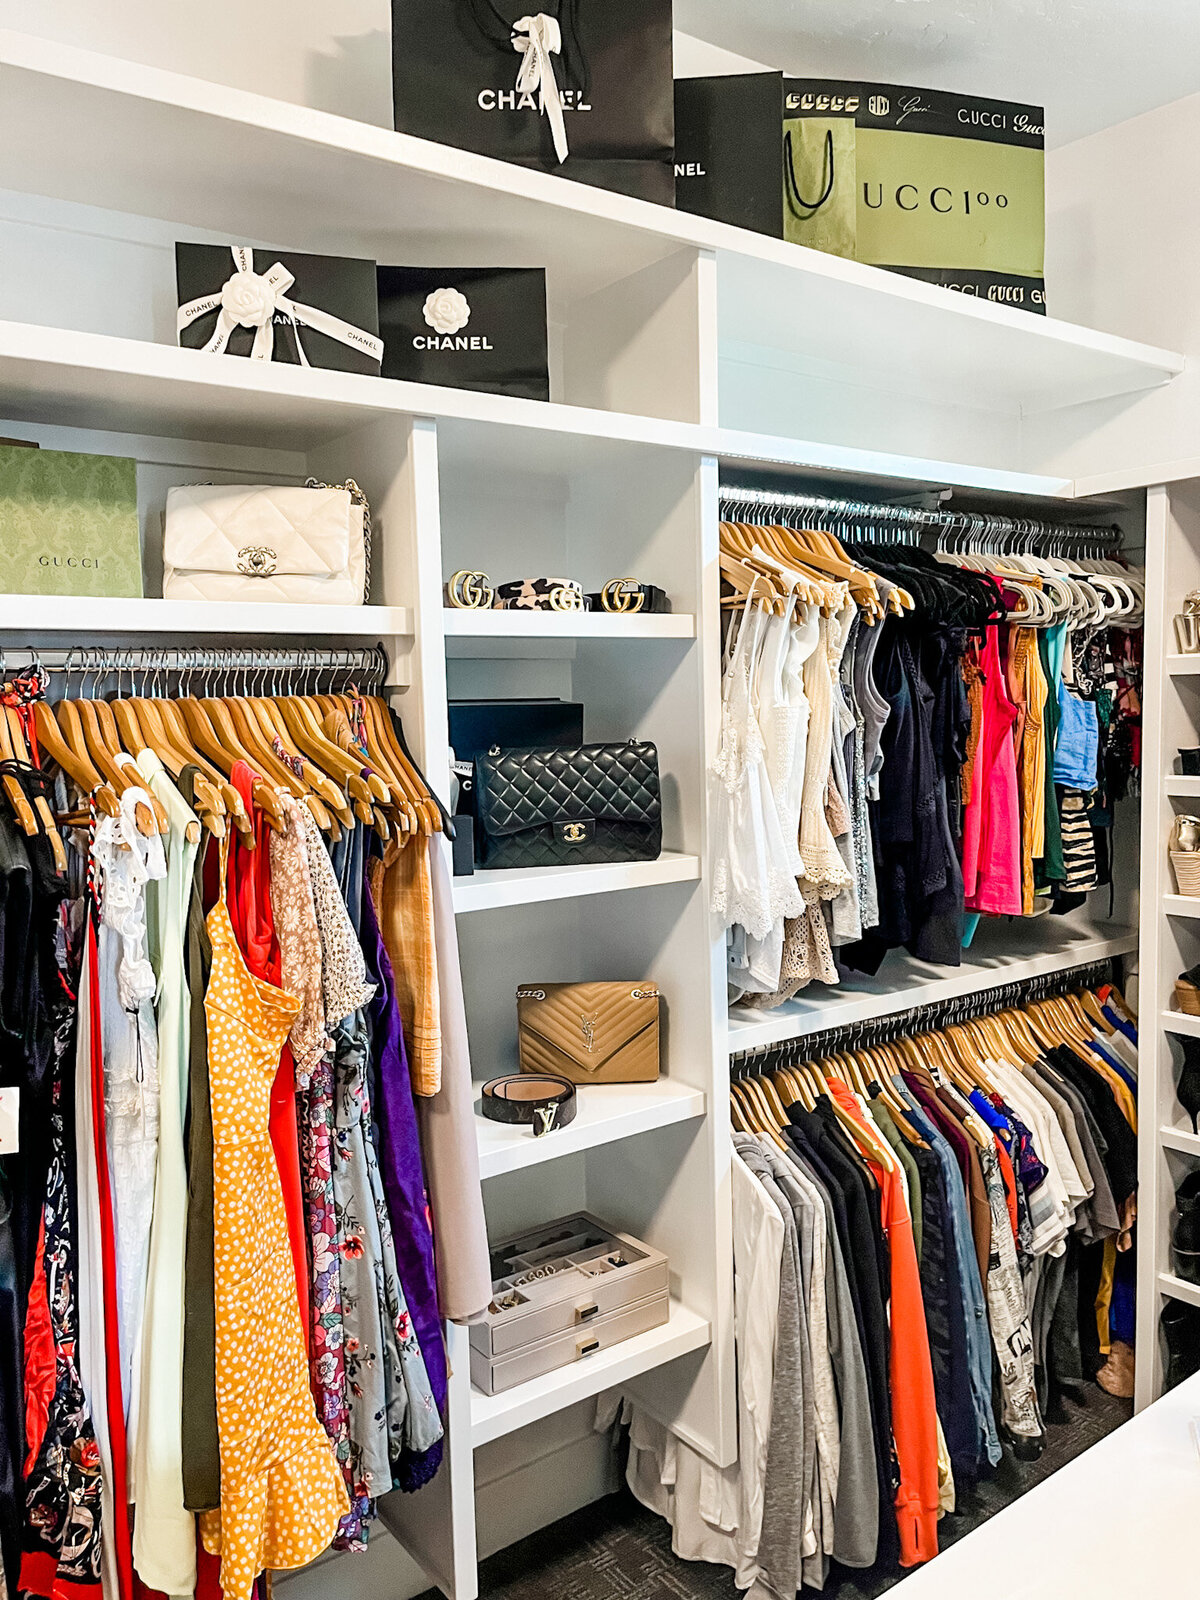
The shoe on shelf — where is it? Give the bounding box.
[1174,1034,1200,1135]
[1172,1170,1200,1285]
[1161,1301,1200,1391]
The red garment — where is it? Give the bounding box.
[962,624,1022,916]
[22,1217,55,1471]
[87,920,135,1600]
[227,761,310,1333]
[829,1080,940,1566]
[993,1137,1020,1243]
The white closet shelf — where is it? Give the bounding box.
[1158,1272,1200,1310]
[1165,776,1200,797]
[713,429,1072,499]
[453,852,701,914]
[0,321,1091,502]
[1167,656,1200,677]
[474,1079,707,1181]
[0,320,708,460]
[442,610,696,642]
[0,29,1182,423]
[1160,1126,1200,1158]
[1164,895,1200,919]
[727,920,1139,1053]
[0,593,411,636]
[1162,1010,1200,1039]
[469,1298,709,1447]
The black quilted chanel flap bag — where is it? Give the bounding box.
[473,741,662,870]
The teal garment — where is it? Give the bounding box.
[869,1099,923,1262]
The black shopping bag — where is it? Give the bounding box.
[176,244,383,373]
[378,266,549,400]
[391,0,675,205]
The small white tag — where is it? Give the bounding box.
[0,1088,18,1153]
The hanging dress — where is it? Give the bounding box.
[226,761,310,1332]
[92,787,166,1420]
[198,838,346,1600]
[128,753,199,1595]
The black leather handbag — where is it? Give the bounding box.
[473,740,662,869]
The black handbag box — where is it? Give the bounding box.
[449,699,584,870]
[378,267,549,400]
[175,243,383,374]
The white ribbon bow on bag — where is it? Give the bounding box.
[176,246,384,367]
[512,13,570,164]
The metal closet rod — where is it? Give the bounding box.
[0,643,390,696]
[729,955,1118,1078]
[718,484,1122,548]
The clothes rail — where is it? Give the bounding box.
[729,957,1119,1077]
[1,644,389,698]
[718,484,1123,554]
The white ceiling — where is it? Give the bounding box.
[675,0,1199,147]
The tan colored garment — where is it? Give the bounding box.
[416,839,491,1323]
[377,836,442,1097]
[268,793,330,1088]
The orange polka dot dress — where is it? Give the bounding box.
[198,842,348,1600]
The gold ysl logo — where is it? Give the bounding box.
[580,1011,599,1052]
[563,822,587,843]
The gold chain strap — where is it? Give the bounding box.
[305,476,372,602]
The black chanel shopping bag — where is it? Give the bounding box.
[377,267,549,400]
[391,0,675,204]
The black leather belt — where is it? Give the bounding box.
[583,582,671,614]
[480,1075,577,1137]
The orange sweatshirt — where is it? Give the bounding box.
[829,1080,941,1566]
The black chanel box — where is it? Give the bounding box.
[377,266,549,400]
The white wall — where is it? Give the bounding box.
[1037,91,1200,486]
[0,0,394,122]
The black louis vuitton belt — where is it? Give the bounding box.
[480,1075,578,1137]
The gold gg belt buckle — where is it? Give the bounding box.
[446,570,494,609]
[600,578,645,614]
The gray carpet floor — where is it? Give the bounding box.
[422,1384,1131,1600]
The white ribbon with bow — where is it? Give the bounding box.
[176,246,384,367]
[512,13,569,164]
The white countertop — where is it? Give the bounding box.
[894,1379,1199,1598]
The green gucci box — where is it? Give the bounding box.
[0,444,143,597]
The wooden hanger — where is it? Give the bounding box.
[33,703,120,818]
[176,697,285,834]
[112,697,226,839]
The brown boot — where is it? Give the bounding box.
[1096,1339,1135,1398]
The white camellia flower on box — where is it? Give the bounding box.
[423,287,471,336]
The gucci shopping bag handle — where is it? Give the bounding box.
[784,127,836,217]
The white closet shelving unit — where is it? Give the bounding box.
[1135,480,1200,1407]
[0,25,1179,1599]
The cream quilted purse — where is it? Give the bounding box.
[162,478,369,604]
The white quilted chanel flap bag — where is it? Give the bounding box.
[162,478,369,604]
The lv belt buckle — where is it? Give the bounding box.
[533,1103,559,1137]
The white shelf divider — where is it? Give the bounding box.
[469,1298,710,1448]
[0,593,411,636]
[474,1079,707,1181]
[452,853,701,915]
[1167,656,1200,676]
[1164,895,1200,919]
[729,921,1138,1054]
[1162,1010,1200,1038]
[1160,1125,1200,1158]
[1164,776,1200,798]
[1158,1272,1200,1311]
[442,609,696,641]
